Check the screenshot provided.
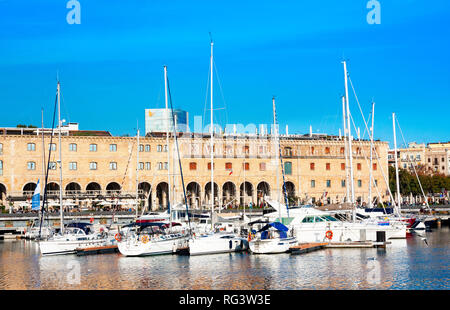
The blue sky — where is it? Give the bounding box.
[0,0,449,148]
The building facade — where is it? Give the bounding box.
[0,130,390,211]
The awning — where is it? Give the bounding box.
[258,222,289,233]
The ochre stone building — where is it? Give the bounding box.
[0,128,390,211]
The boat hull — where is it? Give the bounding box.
[249,237,297,254]
[118,236,187,256]
[188,234,248,256]
[39,238,109,256]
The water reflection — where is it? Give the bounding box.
[0,227,449,290]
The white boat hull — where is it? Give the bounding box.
[118,235,187,256]
[188,234,248,256]
[39,238,108,255]
[249,237,297,254]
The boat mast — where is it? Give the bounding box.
[164,66,172,225]
[41,108,45,220]
[210,38,214,230]
[272,97,282,220]
[136,125,139,220]
[369,102,375,208]
[342,96,350,203]
[57,81,64,234]
[392,112,401,211]
[342,61,355,221]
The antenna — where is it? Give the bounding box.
[209,32,213,44]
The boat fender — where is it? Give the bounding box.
[229,240,232,249]
[114,233,122,242]
[325,230,333,240]
[141,235,149,244]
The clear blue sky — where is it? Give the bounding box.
[0,0,449,148]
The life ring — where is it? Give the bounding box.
[90,217,94,224]
[325,230,333,240]
[141,235,149,244]
[115,233,122,242]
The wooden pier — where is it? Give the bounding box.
[289,241,391,255]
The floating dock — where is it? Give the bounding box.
[75,245,118,256]
[290,241,391,255]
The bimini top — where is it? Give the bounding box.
[258,222,289,233]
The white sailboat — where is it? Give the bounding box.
[118,66,190,256]
[185,38,248,256]
[39,81,110,255]
[248,97,297,254]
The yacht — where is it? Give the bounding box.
[248,221,297,254]
[264,199,406,243]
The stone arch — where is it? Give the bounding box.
[283,181,296,205]
[257,181,270,207]
[106,182,121,194]
[65,182,81,195]
[204,182,219,208]
[156,182,169,209]
[86,182,101,193]
[186,182,201,209]
[0,183,7,202]
[138,182,152,209]
[222,181,236,208]
[23,182,37,196]
[240,181,254,206]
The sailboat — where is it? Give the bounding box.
[117,66,191,256]
[185,38,249,256]
[39,81,110,255]
[248,97,297,254]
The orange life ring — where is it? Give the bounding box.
[325,230,333,240]
[115,233,122,242]
[141,235,149,244]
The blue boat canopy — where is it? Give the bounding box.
[258,222,289,233]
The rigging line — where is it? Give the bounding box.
[203,64,211,134]
[213,60,229,129]
[395,116,431,211]
[167,74,192,233]
[39,90,58,238]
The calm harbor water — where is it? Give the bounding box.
[0,227,449,290]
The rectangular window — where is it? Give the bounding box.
[139,144,144,152]
[340,147,345,154]
[326,180,331,188]
[145,145,151,152]
[357,163,362,170]
[341,163,345,170]
[284,162,292,175]
[109,144,117,152]
[163,144,168,152]
[27,161,36,170]
[189,162,197,170]
[326,163,330,170]
[145,162,151,170]
[69,162,77,170]
[49,162,56,170]
[310,163,315,170]
[259,162,266,171]
[208,162,216,170]
[49,143,56,151]
[341,180,346,187]
[372,163,377,170]
[89,162,97,170]
[311,180,316,188]
[325,147,330,154]
[110,162,117,170]
[138,162,144,170]
[69,143,77,152]
[0,143,3,154]
[243,162,250,171]
[225,162,232,171]
[27,143,36,151]
[89,144,97,152]
[357,180,362,187]
[157,145,162,152]
[0,160,3,175]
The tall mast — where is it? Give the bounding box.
[342,96,350,203]
[272,97,281,220]
[392,112,401,210]
[342,61,355,221]
[136,125,140,220]
[210,38,214,229]
[41,109,46,211]
[164,65,172,225]
[369,102,375,208]
[57,81,64,234]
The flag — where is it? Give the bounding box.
[31,179,41,210]
[228,170,233,176]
